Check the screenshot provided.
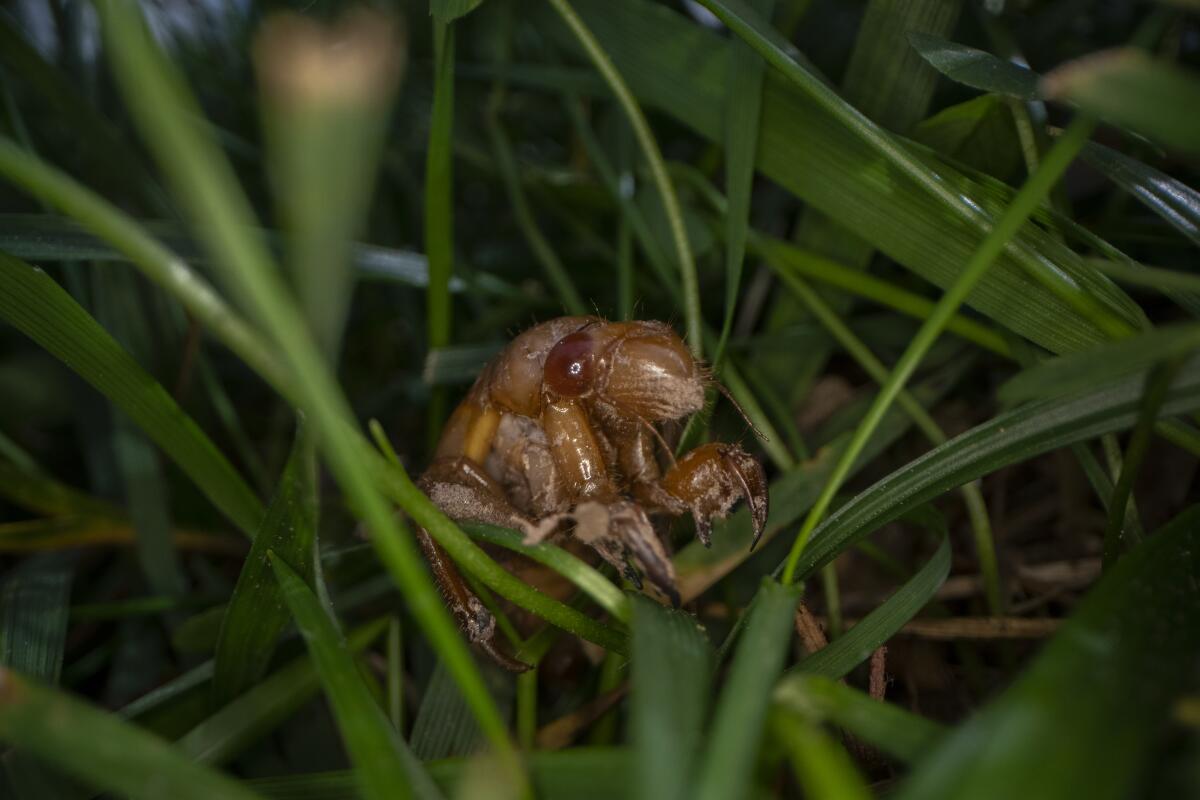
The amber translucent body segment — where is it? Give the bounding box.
[541,398,613,501]
[661,442,769,548]
[601,324,705,422]
[489,315,596,416]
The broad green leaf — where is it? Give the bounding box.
[908,32,1039,99]
[795,515,950,679]
[895,505,1200,800]
[0,669,264,800]
[630,595,713,800]
[1043,49,1200,158]
[999,322,1200,405]
[213,423,317,704]
[790,357,1200,581]
[694,580,800,800]
[0,253,264,537]
[179,620,388,766]
[774,673,946,764]
[548,0,1128,354]
[272,558,440,800]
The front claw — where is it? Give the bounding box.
[660,442,770,551]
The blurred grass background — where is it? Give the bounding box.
[0,0,1198,798]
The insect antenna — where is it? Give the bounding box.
[713,381,770,445]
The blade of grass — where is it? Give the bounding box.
[790,356,1200,582]
[178,620,387,765]
[908,32,1040,99]
[0,564,71,682]
[714,0,773,369]
[213,422,317,704]
[485,112,587,315]
[776,272,1001,612]
[545,0,702,357]
[0,253,264,537]
[630,594,713,800]
[770,709,872,800]
[425,19,455,444]
[693,580,799,800]
[780,115,1097,584]
[0,669,265,800]
[894,504,1200,800]
[272,556,441,800]
[95,3,524,786]
[795,521,950,678]
[773,673,946,764]
[1102,358,1186,568]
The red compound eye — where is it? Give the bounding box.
[544,331,595,397]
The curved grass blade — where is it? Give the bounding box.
[773,673,946,764]
[908,33,1039,99]
[999,321,1200,406]
[629,594,713,800]
[1044,49,1200,159]
[272,557,441,800]
[770,709,872,800]
[463,523,631,624]
[178,620,386,765]
[791,356,1200,581]
[795,519,950,679]
[425,18,456,440]
[0,253,264,537]
[694,580,799,800]
[213,423,317,704]
[1079,142,1200,249]
[0,668,265,800]
[894,504,1200,800]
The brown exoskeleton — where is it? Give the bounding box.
[416,316,768,670]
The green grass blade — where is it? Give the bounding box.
[894,504,1200,800]
[463,523,630,624]
[998,321,1200,406]
[781,116,1097,582]
[770,710,872,800]
[773,673,946,764]
[790,357,1200,582]
[410,660,513,762]
[0,564,71,682]
[94,2,523,781]
[1044,49,1200,159]
[694,580,800,800]
[545,0,702,357]
[714,0,772,368]
[0,669,265,800]
[178,620,387,765]
[0,253,264,537]
[214,423,318,704]
[425,19,456,439]
[630,595,713,800]
[272,557,441,800]
[485,114,587,315]
[795,520,950,678]
[908,33,1040,98]
[1079,142,1200,249]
